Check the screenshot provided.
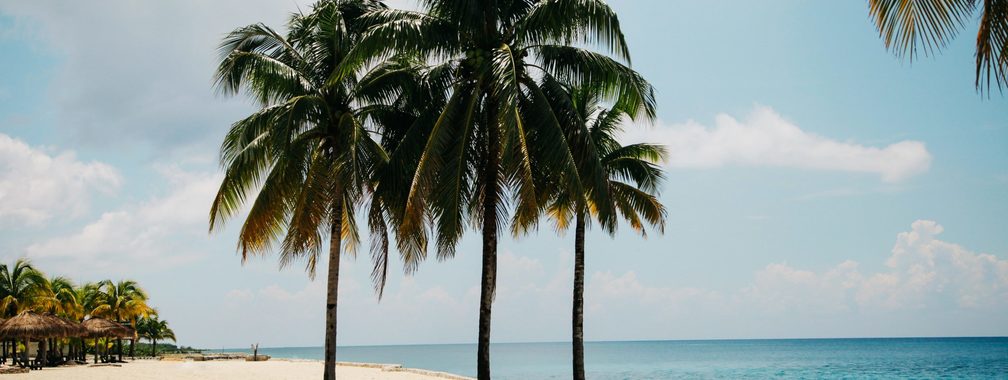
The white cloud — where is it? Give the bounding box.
[23,167,219,275]
[0,133,120,225]
[183,219,1007,346]
[0,0,414,155]
[860,220,1008,309]
[585,220,1007,338]
[622,106,932,182]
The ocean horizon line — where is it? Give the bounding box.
[210,335,1008,351]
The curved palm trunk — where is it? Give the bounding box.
[572,212,586,380]
[477,102,501,380]
[323,197,344,380]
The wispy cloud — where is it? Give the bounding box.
[0,133,120,225]
[623,106,933,182]
[24,166,219,275]
[207,220,1008,346]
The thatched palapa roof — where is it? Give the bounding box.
[81,317,134,339]
[0,311,83,339]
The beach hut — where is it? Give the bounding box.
[53,317,86,362]
[0,317,7,365]
[81,318,132,364]
[0,311,81,369]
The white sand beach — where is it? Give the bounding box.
[0,359,472,380]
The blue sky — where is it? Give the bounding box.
[0,1,1005,349]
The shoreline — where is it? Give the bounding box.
[0,359,475,380]
[164,352,474,378]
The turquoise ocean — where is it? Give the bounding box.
[224,338,1008,379]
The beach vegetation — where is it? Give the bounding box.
[544,85,666,380]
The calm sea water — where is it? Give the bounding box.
[223,338,1008,379]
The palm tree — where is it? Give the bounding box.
[90,280,152,361]
[37,276,81,361]
[136,316,175,357]
[343,2,655,378]
[545,86,666,380]
[868,0,1008,94]
[210,1,404,379]
[0,259,46,365]
[74,283,100,361]
[0,259,47,317]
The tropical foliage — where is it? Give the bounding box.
[868,0,1008,94]
[210,1,414,379]
[137,316,176,357]
[212,0,661,379]
[0,259,175,360]
[546,86,667,380]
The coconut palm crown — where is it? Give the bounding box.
[334,1,656,378]
[209,1,420,379]
[0,259,48,317]
[545,85,666,380]
[868,0,1008,94]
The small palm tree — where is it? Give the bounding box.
[546,86,667,380]
[137,316,175,357]
[210,1,406,379]
[868,0,1008,94]
[38,276,79,316]
[0,259,47,316]
[91,280,152,361]
[0,259,46,365]
[37,276,81,360]
[347,2,655,377]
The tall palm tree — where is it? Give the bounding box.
[136,316,175,357]
[343,1,655,378]
[90,280,152,361]
[210,1,405,379]
[868,0,1008,94]
[545,86,666,380]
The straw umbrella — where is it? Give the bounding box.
[0,311,80,368]
[0,317,6,365]
[54,317,86,362]
[81,318,131,364]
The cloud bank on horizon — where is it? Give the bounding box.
[215,219,1007,346]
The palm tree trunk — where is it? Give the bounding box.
[152,338,157,357]
[39,338,47,367]
[477,100,500,380]
[323,197,343,380]
[573,212,586,380]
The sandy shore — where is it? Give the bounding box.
[0,359,473,380]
